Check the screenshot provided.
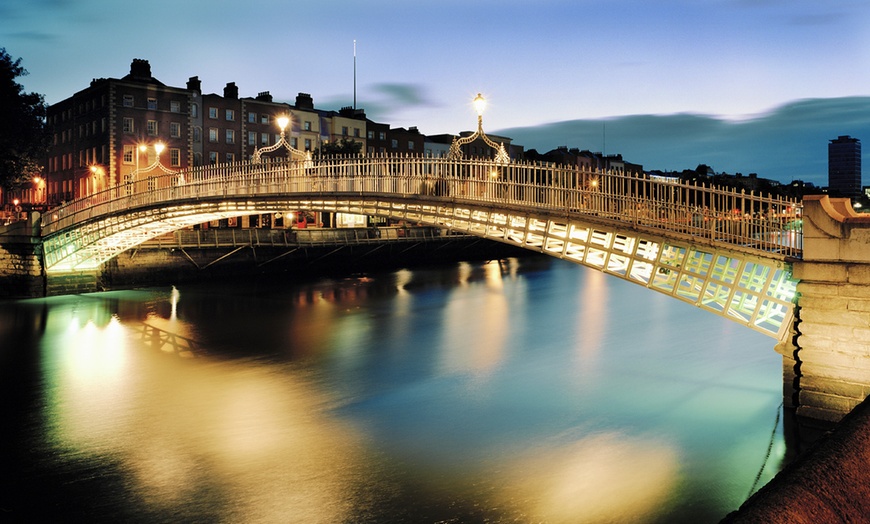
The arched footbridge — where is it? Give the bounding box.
[40,155,802,340]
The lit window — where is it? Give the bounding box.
[123,145,135,164]
[170,122,181,138]
[147,98,157,110]
[147,120,158,136]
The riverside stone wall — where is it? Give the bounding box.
[0,217,44,298]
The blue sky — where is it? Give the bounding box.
[3,0,869,185]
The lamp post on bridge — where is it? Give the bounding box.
[448,93,510,164]
[252,114,310,163]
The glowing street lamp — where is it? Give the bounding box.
[449,93,510,164]
[252,113,306,163]
[134,142,174,178]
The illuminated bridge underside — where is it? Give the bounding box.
[43,194,795,340]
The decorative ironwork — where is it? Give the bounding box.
[252,115,308,163]
[449,94,510,164]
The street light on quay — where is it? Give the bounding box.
[449,93,510,164]
[252,114,309,163]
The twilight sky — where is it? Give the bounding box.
[3,0,869,185]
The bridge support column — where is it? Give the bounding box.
[790,195,870,426]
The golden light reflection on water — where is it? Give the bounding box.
[440,260,513,375]
[43,295,372,524]
[497,432,681,523]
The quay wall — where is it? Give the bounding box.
[0,216,44,299]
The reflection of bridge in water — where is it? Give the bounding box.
[40,155,802,341]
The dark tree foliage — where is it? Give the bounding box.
[0,49,49,192]
[319,138,362,156]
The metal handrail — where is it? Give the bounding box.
[40,154,803,259]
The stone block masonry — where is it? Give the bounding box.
[789,195,870,425]
[0,217,45,298]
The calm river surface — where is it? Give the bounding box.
[1,255,787,523]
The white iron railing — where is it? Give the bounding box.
[41,154,803,259]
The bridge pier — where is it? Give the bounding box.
[0,214,45,298]
[788,195,870,426]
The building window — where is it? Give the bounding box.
[408,141,414,150]
[248,131,256,145]
[226,129,235,144]
[225,109,235,121]
[170,100,181,113]
[123,95,134,107]
[379,132,386,140]
[170,122,181,138]
[354,128,360,137]
[261,133,269,146]
[191,103,198,118]
[367,130,374,139]
[226,153,235,163]
[342,126,348,136]
[209,128,218,142]
[123,118,134,134]
[147,98,157,110]
[291,138,298,149]
[304,138,312,150]
[248,112,256,123]
[260,114,269,124]
[147,120,158,136]
[170,148,181,167]
[208,107,218,119]
[304,121,312,131]
[193,127,201,143]
[391,139,398,149]
[123,145,135,164]
[208,151,217,165]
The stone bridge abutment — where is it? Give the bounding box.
[787,195,870,426]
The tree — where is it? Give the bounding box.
[319,138,362,156]
[0,49,49,193]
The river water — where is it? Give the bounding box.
[1,255,787,523]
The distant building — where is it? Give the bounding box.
[828,135,862,199]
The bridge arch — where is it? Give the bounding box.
[40,155,801,339]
